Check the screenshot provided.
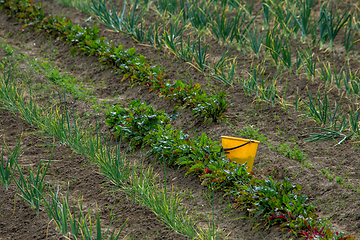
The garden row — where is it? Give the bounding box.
[1,0,231,123]
[133,0,357,52]
[0,57,222,239]
[69,0,360,146]
[140,0,360,145]
[89,0,359,74]
[104,99,353,239]
[1,135,128,239]
[58,0,360,237]
[0,42,350,238]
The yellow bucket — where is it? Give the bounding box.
[221,136,260,172]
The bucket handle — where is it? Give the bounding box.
[201,141,252,155]
[222,141,251,152]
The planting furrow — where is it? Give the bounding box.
[0,109,189,239]
[0,25,291,240]
[0,0,231,124]
[55,0,360,146]
[0,52,231,238]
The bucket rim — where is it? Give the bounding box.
[221,136,260,143]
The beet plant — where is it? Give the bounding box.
[105,100,170,146]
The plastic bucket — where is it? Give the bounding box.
[221,136,260,172]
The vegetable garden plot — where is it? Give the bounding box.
[0,109,190,239]
[2,0,360,238]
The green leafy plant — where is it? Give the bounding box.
[343,13,360,56]
[247,26,265,57]
[145,124,192,165]
[210,6,240,45]
[236,124,268,143]
[12,158,52,213]
[318,61,333,86]
[146,19,163,50]
[185,1,212,31]
[57,0,93,14]
[192,91,232,123]
[210,56,237,87]
[123,0,147,36]
[39,184,128,238]
[162,21,185,56]
[177,36,195,63]
[232,176,319,237]
[262,0,271,27]
[291,0,315,41]
[318,3,351,49]
[190,38,209,73]
[304,90,342,127]
[0,134,22,190]
[105,100,170,146]
[271,142,308,162]
[301,48,317,80]
[264,24,283,66]
[279,40,292,70]
[153,0,183,16]
[91,0,126,33]
[145,124,223,167]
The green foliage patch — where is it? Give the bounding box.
[104,102,352,240]
[105,100,170,146]
[0,0,230,123]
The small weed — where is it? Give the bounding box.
[335,176,344,185]
[236,124,268,143]
[320,168,335,181]
[304,161,312,168]
[271,142,307,162]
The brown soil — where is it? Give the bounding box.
[1,0,360,239]
[0,109,191,239]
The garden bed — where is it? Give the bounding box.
[1,0,360,239]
